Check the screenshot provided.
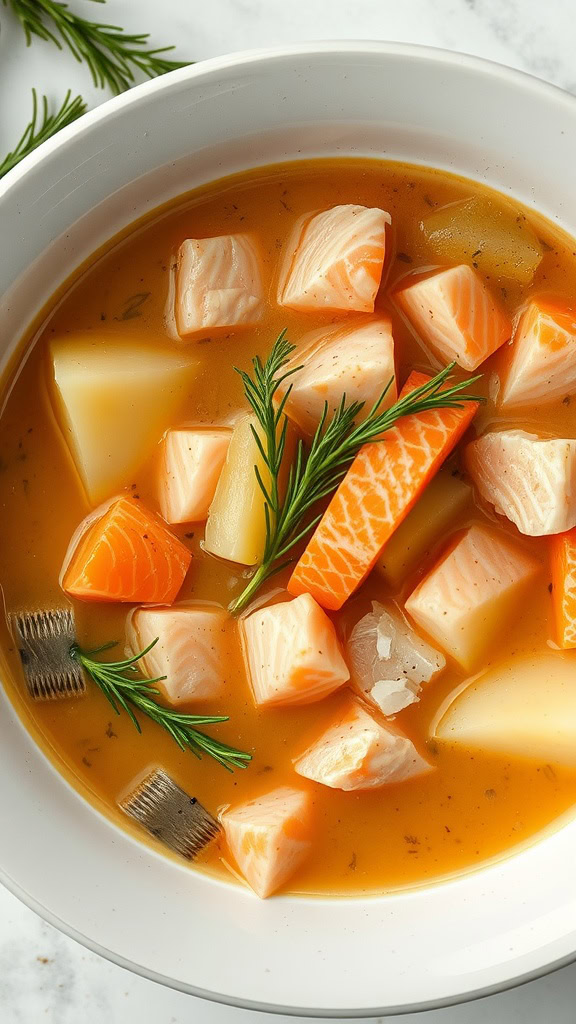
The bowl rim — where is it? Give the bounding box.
[2,39,576,1018]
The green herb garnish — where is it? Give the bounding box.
[71,639,251,772]
[229,332,483,614]
[3,0,189,94]
[0,89,86,179]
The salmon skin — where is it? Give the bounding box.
[288,372,479,611]
[499,297,576,408]
[175,233,264,339]
[278,204,390,313]
[221,786,313,898]
[63,496,191,605]
[550,528,576,649]
[396,264,512,371]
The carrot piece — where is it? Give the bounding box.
[550,528,576,649]
[287,372,479,610]
[63,496,191,604]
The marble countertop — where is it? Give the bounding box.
[1,0,576,1021]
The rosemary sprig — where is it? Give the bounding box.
[71,639,251,772]
[0,89,86,179]
[230,334,483,613]
[4,0,189,94]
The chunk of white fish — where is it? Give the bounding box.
[347,602,445,715]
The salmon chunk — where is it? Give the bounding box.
[466,429,576,536]
[294,697,432,791]
[405,524,540,669]
[550,528,576,649]
[62,497,191,604]
[278,204,390,313]
[158,427,231,524]
[127,604,229,704]
[281,316,396,436]
[499,298,576,408]
[221,786,313,898]
[396,265,512,370]
[241,593,349,707]
[175,234,263,339]
[288,372,478,610]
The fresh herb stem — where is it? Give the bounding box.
[71,639,251,771]
[230,333,483,614]
[3,0,189,94]
[0,89,86,179]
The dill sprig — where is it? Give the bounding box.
[0,89,86,179]
[71,639,251,772]
[3,0,189,94]
[230,333,483,613]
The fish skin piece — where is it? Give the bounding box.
[241,593,350,707]
[294,697,433,791]
[499,298,576,408]
[221,786,313,898]
[404,523,540,670]
[278,204,390,313]
[158,427,231,524]
[63,497,191,605]
[550,528,576,649]
[128,604,229,704]
[175,233,264,339]
[347,601,446,716]
[288,372,479,611]
[280,315,397,436]
[466,429,576,536]
[396,264,512,371]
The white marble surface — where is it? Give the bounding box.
[1,0,576,1021]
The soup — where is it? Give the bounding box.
[2,158,576,899]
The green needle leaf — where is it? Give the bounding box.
[0,89,86,179]
[229,331,484,614]
[70,639,252,772]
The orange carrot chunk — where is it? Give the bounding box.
[550,528,576,649]
[288,373,479,611]
[63,496,191,605]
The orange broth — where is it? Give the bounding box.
[1,158,576,896]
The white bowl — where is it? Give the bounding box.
[1,42,576,1018]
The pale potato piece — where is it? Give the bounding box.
[203,414,270,565]
[433,652,576,764]
[404,524,540,670]
[420,196,543,285]
[50,333,197,504]
[376,468,471,589]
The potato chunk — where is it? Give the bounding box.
[405,524,540,670]
[158,427,231,524]
[294,697,432,791]
[241,593,349,707]
[50,333,197,504]
[433,652,576,764]
[128,603,230,704]
[175,234,263,339]
[376,467,471,589]
[221,786,313,898]
[420,196,543,285]
[281,316,396,436]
